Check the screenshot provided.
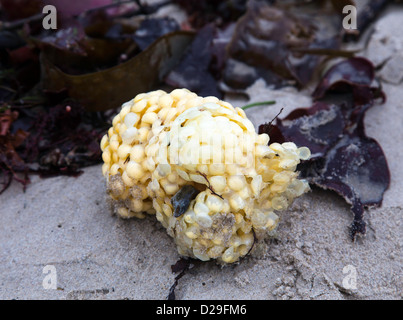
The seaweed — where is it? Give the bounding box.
[167,257,193,300]
[259,57,390,239]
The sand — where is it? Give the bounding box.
[0,5,402,300]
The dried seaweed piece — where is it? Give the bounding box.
[133,17,179,51]
[41,31,194,111]
[274,103,345,159]
[224,0,342,89]
[18,102,105,180]
[171,185,200,218]
[314,112,390,238]
[172,0,247,29]
[313,57,377,102]
[165,24,221,98]
[259,58,390,239]
[167,258,193,300]
[0,108,30,194]
[33,25,135,75]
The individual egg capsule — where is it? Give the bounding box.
[142,112,158,124]
[221,246,239,264]
[153,198,163,214]
[251,175,263,197]
[229,235,242,248]
[269,142,284,155]
[205,194,223,213]
[196,164,209,175]
[229,193,246,211]
[117,206,131,218]
[126,161,144,180]
[184,210,196,224]
[194,204,212,228]
[271,196,288,211]
[176,168,190,181]
[189,173,208,185]
[164,183,179,195]
[138,125,150,138]
[112,114,121,126]
[109,134,120,152]
[159,94,174,109]
[265,212,279,230]
[158,107,170,123]
[273,171,293,184]
[250,209,269,228]
[102,163,110,176]
[238,186,250,200]
[192,247,210,261]
[122,171,135,187]
[165,108,178,124]
[298,146,311,160]
[146,104,161,114]
[156,163,172,177]
[112,152,119,163]
[239,232,254,247]
[236,107,246,118]
[107,127,115,139]
[223,134,238,149]
[140,172,151,185]
[255,144,275,158]
[171,88,189,101]
[100,135,109,151]
[203,96,219,104]
[122,127,138,145]
[148,178,160,192]
[279,159,298,170]
[240,220,252,234]
[282,142,298,151]
[145,142,159,158]
[207,246,225,259]
[186,97,203,109]
[256,133,270,146]
[162,203,173,217]
[155,210,165,224]
[185,225,200,239]
[227,175,246,192]
[225,163,240,176]
[221,200,231,213]
[209,163,226,175]
[109,163,121,176]
[102,148,111,164]
[176,98,190,114]
[120,103,132,118]
[117,143,131,159]
[128,198,144,212]
[270,183,287,193]
[234,213,244,225]
[143,157,155,171]
[148,94,162,106]
[130,144,145,163]
[131,99,148,113]
[134,93,146,103]
[124,112,140,128]
[209,176,226,193]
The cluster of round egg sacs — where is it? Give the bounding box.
[100,89,310,264]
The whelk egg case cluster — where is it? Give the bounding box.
[100,89,310,264]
